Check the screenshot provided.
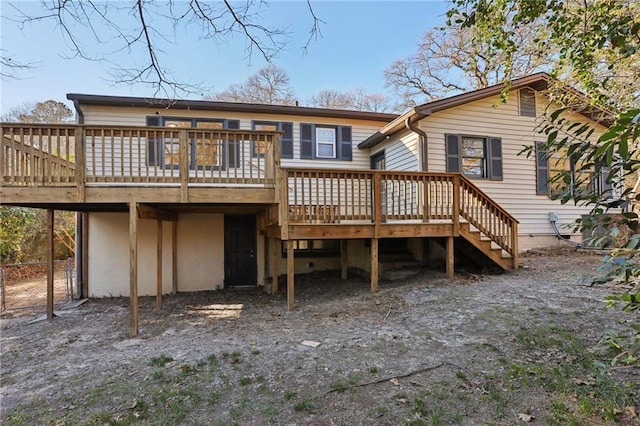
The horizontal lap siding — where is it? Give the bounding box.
[415,91,605,241]
[81,105,388,172]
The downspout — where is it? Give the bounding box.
[404,117,428,171]
[73,99,85,298]
[404,116,429,263]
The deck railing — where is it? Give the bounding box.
[1,124,77,185]
[1,123,280,188]
[282,168,519,257]
[2,123,518,258]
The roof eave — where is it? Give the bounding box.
[66,93,399,123]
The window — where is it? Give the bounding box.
[300,123,352,161]
[371,151,385,170]
[519,88,536,117]
[281,240,340,257]
[161,118,191,168]
[316,127,336,158]
[252,121,293,158]
[461,137,486,177]
[446,134,502,180]
[535,142,597,198]
[146,116,239,169]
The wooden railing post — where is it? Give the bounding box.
[179,129,189,202]
[272,133,281,185]
[373,172,382,237]
[75,126,86,202]
[279,169,289,240]
[452,175,460,236]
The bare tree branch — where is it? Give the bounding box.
[5,0,323,98]
[385,19,552,109]
[0,50,36,79]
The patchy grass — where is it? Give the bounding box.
[2,252,638,424]
[149,354,174,367]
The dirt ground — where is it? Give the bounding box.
[1,248,638,425]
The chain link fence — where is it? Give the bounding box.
[0,258,74,312]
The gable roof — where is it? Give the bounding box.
[358,72,614,149]
[67,93,399,123]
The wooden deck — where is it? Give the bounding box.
[2,123,519,335]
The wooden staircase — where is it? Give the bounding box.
[459,222,515,270]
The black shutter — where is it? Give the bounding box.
[281,122,293,159]
[224,120,240,167]
[146,116,161,166]
[338,126,352,161]
[300,123,313,159]
[535,141,548,195]
[445,134,460,173]
[488,137,503,180]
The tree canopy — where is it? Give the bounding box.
[206,65,296,105]
[2,100,74,123]
[448,0,639,365]
[307,88,392,112]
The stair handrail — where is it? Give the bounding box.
[457,175,519,257]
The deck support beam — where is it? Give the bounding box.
[286,240,294,310]
[446,236,454,280]
[370,238,379,293]
[129,201,139,337]
[271,238,279,295]
[340,240,348,280]
[156,220,163,309]
[46,209,54,319]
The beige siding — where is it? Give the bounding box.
[81,105,387,172]
[381,89,606,251]
[372,130,420,172]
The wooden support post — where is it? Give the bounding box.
[172,220,178,294]
[46,209,54,319]
[371,238,379,293]
[156,219,163,309]
[129,201,139,337]
[271,238,279,295]
[446,235,454,280]
[340,240,348,280]
[286,240,294,310]
[81,212,89,299]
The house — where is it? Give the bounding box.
[0,73,612,336]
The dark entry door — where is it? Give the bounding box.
[224,215,257,287]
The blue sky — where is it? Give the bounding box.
[0,1,449,114]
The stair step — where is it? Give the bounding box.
[459,226,513,271]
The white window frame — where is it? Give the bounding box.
[315,127,336,159]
